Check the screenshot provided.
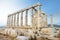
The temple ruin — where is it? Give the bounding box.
[7,3,47,29]
[0,2,60,40]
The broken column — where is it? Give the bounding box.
[50,15,53,27]
[7,16,10,27]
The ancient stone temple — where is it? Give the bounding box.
[7,2,47,29]
[2,2,60,40]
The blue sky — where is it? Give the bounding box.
[0,0,60,26]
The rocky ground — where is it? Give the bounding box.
[0,33,15,40]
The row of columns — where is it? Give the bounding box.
[7,10,31,27]
[7,3,41,27]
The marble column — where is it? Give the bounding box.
[10,16,12,26]
[21,11,23,26]
[7,16,9,27]
[43,15,47,27]
[9,16,11,27]
[14,14,16,26]
[11,15,13,27]
[37,5,41,27]
[17,13,19,26]
[25,9,28,26]
[50,15,53,27]
[31,7,34,27]
[33,8,37,28]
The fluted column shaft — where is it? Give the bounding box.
[17,13,19,26]
[37,5,41,27]
[25,9,28,26]
[9,16,11,27]
[10,15,12,26]
[42,15,47,27]
[11,15,13,27]
[31,7,34,27]
[21,11,23,26]
[14,14,16,26]
[7,16,9,27]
